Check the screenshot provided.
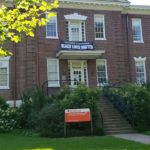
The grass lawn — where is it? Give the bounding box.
[0,132,149,150]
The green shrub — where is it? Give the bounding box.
[20,85,102,137]
[39,102,64,137]
[38,85,102,137]
[19,87,49,128]
[0,108,21,132]
[0,96,8,109]
[104,83,150,132]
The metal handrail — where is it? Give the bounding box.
[42,79,86,95]
[99,111,104,129]
[103,82,135,128]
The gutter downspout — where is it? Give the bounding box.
[126,13,132,82]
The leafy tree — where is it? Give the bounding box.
[0,0,58,56]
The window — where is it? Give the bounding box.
[47,59,60,87]
[96,59,108,86]
[46,14,58,38]
[0,57,10,89]
[134,57,146,84]
[132,19,143,43]
[94,15,106,40]
[68,21,85,41]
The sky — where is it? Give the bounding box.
[130,0,150,5]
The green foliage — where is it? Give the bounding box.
[0,107,21,133]
[0,96,9,109]
[20,85,102,137]
[39,103,64,137]
[19,87,49,128]
[0,0,58,56]
[38,85,102,137]
[104,83,150,132]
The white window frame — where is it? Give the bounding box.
[0,57,10,89]
[94,14,106,40]
[68,21,85,42]
[46,13,58,39]
[47,58,60,87]
[132,18,144,43]
[96,59,108,87]
[134,57,146,84]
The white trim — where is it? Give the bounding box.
[46,13,59,39]
[0,56,10,61]
[134,56,146,62]
[134,57,147,83]
[96,59,108,87]
[64,13,87,21]
[94,14,106,40]
[59,0,130,7]
[47,58,60,87]
[56,50,105,59]
[132,18,144,43]
[133,40,144,44]
[0,57,10,89]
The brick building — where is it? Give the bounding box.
[0,0,150,104]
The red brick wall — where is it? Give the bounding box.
[1,8,150,100]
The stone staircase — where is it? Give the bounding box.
[100,96,134,134]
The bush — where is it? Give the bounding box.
[19,87,49,128]
[38,85,102,137]
[20,85,102,137]
[0,108,20,132]
[39,102,64,137]
[0,96,9,109]
[104,83,150,132]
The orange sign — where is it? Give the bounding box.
[65,108,91,123]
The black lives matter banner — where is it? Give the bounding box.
[60,41,94,50]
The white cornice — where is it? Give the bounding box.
[64,13,87,20]
[129,5,150,10]
[59,0,130,7]
[134,57,146,62]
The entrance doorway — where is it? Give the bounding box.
[68,60,88,87]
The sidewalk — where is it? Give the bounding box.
[112,133,150,145]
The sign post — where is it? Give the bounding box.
[64,108,93,136]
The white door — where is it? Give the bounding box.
[69,61,88,87]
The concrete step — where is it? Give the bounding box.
[104,126,132,130]
[99,96,133,135]
[104,121,130,125]
[104,123,132,128]
[105,130,134,135]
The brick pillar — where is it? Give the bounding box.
[87,60,97,87]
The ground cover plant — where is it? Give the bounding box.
[0,132,149,150]
[103,83,150,132]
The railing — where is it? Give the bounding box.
[103,80,135,128]
[99,111,104,130]
[42,79,80,95]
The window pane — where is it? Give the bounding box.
[94,15,105,39]
[47,59,59,86]
[46,16,57,37]
[132,19,143,41]
[97,60,107,85]
[135,61,146,84]
[0,68,8,87]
